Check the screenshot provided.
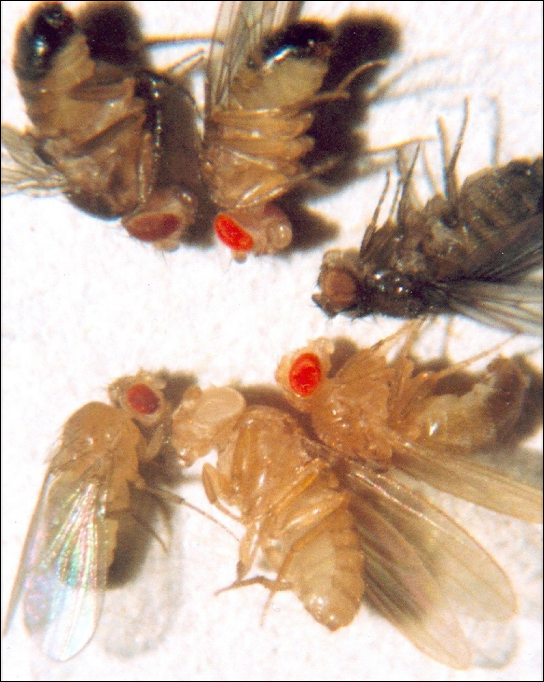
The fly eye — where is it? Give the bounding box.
[319,268,358,310]
[288,353,322,397]
[126,383,161,415]
[214,214,254,253]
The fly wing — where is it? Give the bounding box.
[344,463,517,668]
[351,495,472,669]
[393,445,543,523]
[445,279,543,335]
[5,461,109,661]
[443,212,543,334]
[206,1,302,114]
[1,125,67,197]
[466,215,543,280]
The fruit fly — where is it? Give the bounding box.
[3,372,177,661]
[1,1,199,250]
[171,382,527,668]
[313,104,543,334]
[172,386,365,630]
[202,1,371,260]
[275,328,543,522]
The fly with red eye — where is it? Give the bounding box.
[3,372,179,661]
[170,362,541,668]
[276,327,542,520]
[202,1,380,260]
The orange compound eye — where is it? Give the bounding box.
[288,353,322,397]
[126,383,161,415]
[215,214,254,252]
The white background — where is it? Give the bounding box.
[2,2,542,680]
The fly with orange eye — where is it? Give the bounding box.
[169,375,538,668]
[3,372,179,661]
[276,326,543,521]
[1,1,201,250]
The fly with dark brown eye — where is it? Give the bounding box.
[1,1,200,250]
[203,1,376,261]
[313,103,543,334]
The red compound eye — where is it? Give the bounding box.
[126,383,160,415]
[288,353,322,397]
[215,214,254,252]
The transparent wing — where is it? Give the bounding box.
[394,444,543,523]
[1,125,67,197]
[206,1,301,113]
[342,462,517,669]
[5,462,109,661]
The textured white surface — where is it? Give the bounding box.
[1,1,542,680]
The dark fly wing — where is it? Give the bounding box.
[461,214,543,281]
[445,279,543,335]
[452,211,543,334]
[206,2,301,113]
[439,155,542,333]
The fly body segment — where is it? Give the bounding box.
[3,372,175,661]
[171,385,365,631]
[2,1,199,250]
[171,381,529,668]
[276,329,543,522]
[203,0,372,260]
[313,104,543,334]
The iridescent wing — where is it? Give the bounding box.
[4,459,110,661]
[1,125,67,197]
[342,461,517,669]
[206,1,302,114]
